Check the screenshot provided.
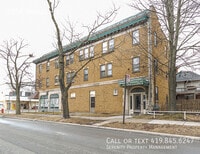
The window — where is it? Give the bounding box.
[154,59,158,73]
[100,63,112,78]
[55,59,59,69]
[54,75,59,85]
[40,95,48,109]
[25,92,31,97]
[154,32,157,46]
[66,53,74,65]
[132,57,140,72]
[102,42,107,53]
[108,39,114,51]
[70,92,76,98]
[113,89,118,96]
[90,46,94,57]
[46,77,49,87]
[50,94,59,108]
[38,80,42,88]
[100,65,106,78]
[46,61,50,71]
[84,48,89,59]
[155,86,159,101]
[79,50,84,61]
[79,46,95,61]
[132,30,139,44]
[66,72,75,84]
[84,68,88,81]
[102,39,114,53]
[107,63,112,76]
[39,64,42,73]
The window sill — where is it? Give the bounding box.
[132,71,140,73]
[102,50,114,55]
[100,75,113,79]
[132,43,140,46]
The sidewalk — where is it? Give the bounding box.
[2,111,200,127]
[79,115,200,127]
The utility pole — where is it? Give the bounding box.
[123,74,127,124]
[123,74,130,124]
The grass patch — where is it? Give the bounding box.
[104,122,200,137]
[4,113,103,125]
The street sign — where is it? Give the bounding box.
[126,74,130,83]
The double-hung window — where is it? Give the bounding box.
[66,53,74,65]
[54,75,59,85]
[66,72,75,84]
[79,50,84,61]
[102,39,115,54]
[102,42,108,54]
[84,48,89,59]
[55,59,59,69]
[107,63,112,76]
[38,80,42,88]
[154,59,158,74]
[132,30,139,44]
[155,86,159,101]
[84,68,88,81]
[39,64,42,73]
[46,61,50,71]
[100,65,106,78]
[108,39,114,51]
[132,57,140,72]
[46,77,49,87]
[90,46,94,57]
[100,63,112,78]
[79,46,95,61]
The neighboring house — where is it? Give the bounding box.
[4,90,39,110]
[33,7,168,114]
[176,71,200,100]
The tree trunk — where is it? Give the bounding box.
[58,52,70,118]
[61,88,70,118]
[168,48,177,111]
[15,88,21,115]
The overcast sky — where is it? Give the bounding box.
[0,0,135,95]
[0,0,134,58]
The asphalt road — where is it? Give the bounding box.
[0,117,199,154]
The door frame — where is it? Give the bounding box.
[129,92,146,114]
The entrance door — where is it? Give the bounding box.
[90,91,95,112]
[129,94,141,114]
[134,94,141,111]
[129,93,146,114]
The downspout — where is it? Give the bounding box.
[147,10,153,111]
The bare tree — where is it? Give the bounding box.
[129,0,200,110]
[46,0,117,118]
[0,38,33,114]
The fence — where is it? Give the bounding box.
[176,99,200,111]
[147,110,200,121]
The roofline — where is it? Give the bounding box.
[33,10,149,64]
[176,71,200,82]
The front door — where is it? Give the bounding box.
[134,94,141,110]
[129,92,146,114]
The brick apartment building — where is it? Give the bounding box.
[33,7,168,115]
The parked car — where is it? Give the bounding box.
[0,103,5,113]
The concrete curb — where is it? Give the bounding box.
[2,116,200,141]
